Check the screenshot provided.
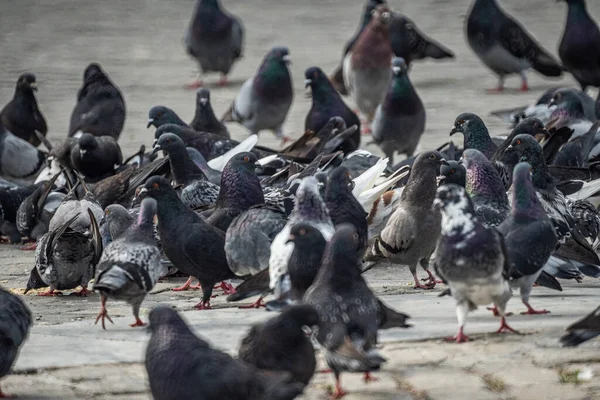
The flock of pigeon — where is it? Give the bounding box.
[1,0,600,398]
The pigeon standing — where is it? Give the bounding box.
[286,223,328,301]
[190,88,230,137]
[369,151,444,289]
[0,73,47,146]
[68,63,126,139]
[0,121,46,181]
[184,0,244,88]
[145,306,304,400]
[433,184,516,343]
[221,47,293,143]
[465,0,563,92]
[0,286,32,398]
[558,0,600,92]
[147,106,188,129]
[70,133,123,181]
[93,198,164,329]
[371,57,425,164]
[450,113,497,159]
[499,162,558,315]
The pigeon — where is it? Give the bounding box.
[368,151,444,289]
[186,147,222,185]
[0,182,42,243]
[0,286,32,398]
[238,304,318,386]
[221,47,293,142]
[93,198,164,329]
[343,3,393,132]
[465,0,563,92]
[0,73,47,146]
[560,304,600,347]
[371,57,425,164]
[490,87,561,126]
[389,13,455,66]
[499,162,558,315]
[189,88,229,138]
[286,223,328,301]
[153,133,219,209]
[304,224,406,398]
[450,113,497,159]
[0,121,46,181]
[48,177,104,235]
[462,148,510,227]
[139,176,234,309]
[553,122,598,167]
[68,63,126,139]
[184,0,244,88]
[99,204,134,247]
[70,133,123,180]
[439,160,466,187]
[558,0,600,92]
[147,106,188,129]
[304,67,361,153]
[324,166,369,253]
[26,208,102,296]
[433,184,517,343]
[330,0,386,94]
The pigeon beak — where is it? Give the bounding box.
[286,234,295,244]
[432,198,443,211]
[449,126,459,136]
[29,82,38,91]
[505,145,513,152]
[200,98,208,106]
[282,55,292,65]
[304,79,312,88]
[439,158,446,165]
[436,175,446,186]
[80,149,87,156]
[147,119,154,128]
[152,145,161,155]
[392,66,400,74]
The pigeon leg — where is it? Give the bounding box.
[217,74,229,87]
[185,73,203,90]
[495,316,519,334]
[520,301,550,315]
[238,294,267,309]
[421,269,444,285]
[38,287,62,296]
[361,123,372,135]
[486,76,505,93]
[363,372,378,383]
[195,284,214,310]
[330,372,347,399]
[72,286,91,297]
[172,276,198,291]
[445,303,470,343]
[130,299,147,328]
[318,368,332,374]
[95,295,114,330]
[214,281,236,295]
[412,272,435,290]
[519,72,529,92]
[20,242,37,251]
[486,305,513,317]
[194,300,212,310]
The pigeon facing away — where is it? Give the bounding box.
[190,88,230,138]
[499,162,558,315]
[371,57,425,164]
[343,4,393,132]
[0,286,32,398]
[558,0,600,92]
[145,306,304,400]
[0,73,47,147]
[0,121,46,181]
[465,0,563,92]
[238,305,318,386]
[221,47,293,142]
[450,113,497,159]
[70,133,123,180]
[184,0,244,88]
[93,198,164,329]
[433,184,516,343]
[68,63,126,139]
[560,304,600,347]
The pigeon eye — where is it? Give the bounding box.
[450,169,455,173]
[299,228,306,235]
[243,156,250,163]
[353,233,359,241]
[516,139,521,145]
[152,183,159,189]
[428,154,436,160]
[459,120,464,125]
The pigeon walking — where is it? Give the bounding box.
[465,0,563,92]
[433,184,516,343]
[184,0,244,88]
[190,88,230,137]
[0,73,47,146]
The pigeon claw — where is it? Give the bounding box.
[194,301,212,310]
[185,80,204,90]
[20,242,37,251]
[330,378,347,399]
[445,328,469,343]
[520,81,529,92]
[520,308,550,315]
[71,287,91,297]
[238,297,267,309]
[361,125,372,135]
[214,281,236,295]
[495,317,519,335]
[38,289,62,297]
[363,372,378,383]
[129,318,147,328]
[95,308,114,330]
[172,277,198,292]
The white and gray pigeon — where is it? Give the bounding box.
[371,57,425,164]
[221,47,293,143]
[0,286,32,398]
[93,198,165,330]
[465,0,563,92]
[433,184,517,343]
[368,151,444,289]
[0,121,45,182]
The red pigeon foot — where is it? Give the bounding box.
[195,301,212,310]
[95,306,114,330]
[238,297,266,309]
[172,277,198,292]
[38,289,63,297]
[363,372,378,383]
[444,328,469,343]
[130,318,147,328]
[330,378,347,399]
[185,80,203,90]
[495,317,519,334]
[20,242,37,251]
[71,287,91,297]
[217,75,228,87]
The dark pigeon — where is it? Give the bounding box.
[490,87,561,126]
[70,133,123,180]
[16,171,62,242]
[553,122,598,167]
[465,0,563,92]
[93,198,165,329]
[190,88,229,138]
[147,106,188,129]
[286,223,327,301]
[145,306,304,400]
[238,304,318,386]
[222,47,293,142]
[68,63,126,139]
[560,304,600,347]
[0,121,46,180]
[0,73,47,146]
[558,0,600,92]
[545,89,598,141]
[450,113,497,159]
[433,184,516,343]
[371,57,425,164]
[140,176,234,309]
[0,182,42,243]
[499,162,558,315]
[184,0,244,88]
[439,160,466,187]
[0,286,32,398]
[304,67,361,153]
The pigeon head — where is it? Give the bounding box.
[24,266,47,294]
[391,57,408,76]
[148,306,199,339]
[371,4,392,28]
[438,160,466,187]
[318,223,363,281]
[102,204,132,228]
[547,88,587,129]
[200,0,221,8]
[314,172,328,195]
[304,66,330,89]
[513,118,550,141]
[293,176,331,220]
[450,113,495,158]
[265,47,291,66]
[196,88,211,108]
[287,223,323,245]
[411,150,445,177]
[326,167,355,197]
[450,113,485,136]
[433,184,476,235]
[154,132,186,155]
[505,134,544,166]
[148,106,186,129]
[141,176,175,201]
[78,133,99,152]
[226,152,260,173]
[510,162,547,219]
[16,73,38,92]
[83,62,109,84]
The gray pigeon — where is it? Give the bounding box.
[221,47,293,142]
[371,57,425,164]
[93,198,164,329]
[368,151,444,289]
[99,204,134,247]
[0,121,45,181]
[190,88,230,138]
[184,0,244,88]
[450,113,497,159]
[145,306,304,400]
[343,3,393,133]
[433,184,516,343]
[465,0,563,92]
[0,286,32,398]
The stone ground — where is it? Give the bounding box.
[1,0,600,398]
